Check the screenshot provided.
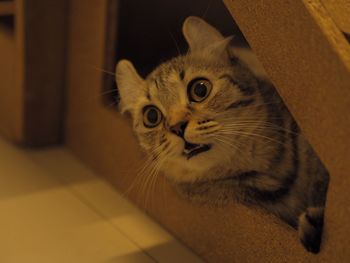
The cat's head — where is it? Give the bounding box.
[116,17,267,183]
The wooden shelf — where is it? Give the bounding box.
[0,1,14,16]
[323,0,350,34]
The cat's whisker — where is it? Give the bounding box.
[147,154,166,208]
[228,121,298,134]
[66,88,119,110]
[211,137,235,164]
[124,144,164,199]
[218,111,285,120]
[124,157,152,195]
[140,159,161,207]
[222,123,297,135]
[216,118,296,134]
[239,100,282,109]
[213,101,280,117]
[124,156,154,198]
[144,144,172,208]
[88,64,116,76]
[218,129,286,146]
[168,31,182,57]
[142,162,156,208]
[212,134,251,166]
[135,141,173,208]
[146,148,165,205]
[107,100,119,108]
[61,65,119,128]
[201,0,213,19]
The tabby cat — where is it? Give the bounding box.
[116,16,329,253]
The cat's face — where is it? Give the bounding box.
[116,17,266,182]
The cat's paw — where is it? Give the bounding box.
[298,207,324,253]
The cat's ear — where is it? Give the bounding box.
[183,16,231,59]
[183,16,224,50]
[116,60,145,113]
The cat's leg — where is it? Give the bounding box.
[298,206,324,253]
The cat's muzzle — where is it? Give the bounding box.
[183,141,211,160]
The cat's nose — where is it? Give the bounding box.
[170,121,188,138]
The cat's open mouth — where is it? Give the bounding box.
[183,141,211,159]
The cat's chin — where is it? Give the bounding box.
[162,145,226,183]
[182,143,211,160]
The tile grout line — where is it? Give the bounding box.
[69,187,160,262]
[51,173,160,263]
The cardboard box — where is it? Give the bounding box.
[62,0,350,261]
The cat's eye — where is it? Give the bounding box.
[143,105,163,128]
[188,78,212,102]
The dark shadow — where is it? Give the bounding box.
[106,240,202,263]
[0,15,14,30]
[102,0,247,105]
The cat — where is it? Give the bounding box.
[115,16,329,254]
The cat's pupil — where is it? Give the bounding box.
[147,108,158,123]
[187,78,212,102]
[194,82,207,97]
[142,105,162,128]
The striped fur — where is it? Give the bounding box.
[116,16,329,253]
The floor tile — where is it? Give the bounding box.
[0,137,203,263]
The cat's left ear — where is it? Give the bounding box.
[183,16,232,60]
[116,60,145,114]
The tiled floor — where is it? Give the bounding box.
[0,137,203,263]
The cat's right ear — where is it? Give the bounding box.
[183,16,224,51]
[182,16,231,61]
[116,60,145,114]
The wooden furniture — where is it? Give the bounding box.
[0,1,21,142]
[0,0,66,146]
[0,1,14,16]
